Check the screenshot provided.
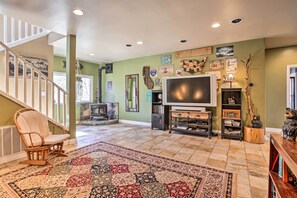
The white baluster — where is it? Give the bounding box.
[23,63,27,103]
[51,82,54,119]
[31,25,34,36]
[3,15,8,44]
[38,74,41,112]
[15,57,19,98]
[5,51,9,93]
[18,20,22,40]
[45,79,48,116]
[63,92,66,126]
[11,18,15,42]
[57,87,60,123]
[25,22,28,37]
[31,69,34,108]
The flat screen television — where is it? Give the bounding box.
[162,74,217,107]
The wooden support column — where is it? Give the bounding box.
[66,35,76,138]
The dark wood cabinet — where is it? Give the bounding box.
[221,88,243,140]
[169,110,212,138]
[151,90,169,130]
[269,134,297,197]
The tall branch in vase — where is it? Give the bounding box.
[242,54,254,125]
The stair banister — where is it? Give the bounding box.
[0,40,69,130]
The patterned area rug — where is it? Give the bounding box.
[0,142,233,197]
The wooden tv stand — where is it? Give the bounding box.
[169,110,212,138]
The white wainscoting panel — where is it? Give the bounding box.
[0,125,26,164]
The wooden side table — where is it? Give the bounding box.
[244,126,265,144]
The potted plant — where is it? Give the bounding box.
[242,54,264,143]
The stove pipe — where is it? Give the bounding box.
[98,64,113,103]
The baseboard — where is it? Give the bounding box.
[266,127,282,133]
[119,119,151,126]
[0,152,26,164]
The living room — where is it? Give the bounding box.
[0,1,297,197]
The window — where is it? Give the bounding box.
[53,72,93,103]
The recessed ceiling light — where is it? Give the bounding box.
[89,53,95,56]
[126,44,132,47]
[180,39,187,43]
[137,41,143,45]
[231,18,242,24]
[211,23,221,28]
[73,9,84,16]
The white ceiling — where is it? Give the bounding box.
[1,0,297,64]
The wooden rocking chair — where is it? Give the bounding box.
[14,108,70,165]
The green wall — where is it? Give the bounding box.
[54,56,99,121]
[5,39,294,130]
[103,39,266,130]
[53,56,99,102]
[265,46,297,128]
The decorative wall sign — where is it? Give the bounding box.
[143,66,154,89]
[209,59,224,70]
[161,54,172,65]
[150,68,157,77]
[226,57,238,73]
[175,47,212,59]
[206,71,221,81]
[158,65,174,76]
[63,60,84,70]
[9,55,49,77]
[176,70,182,76]
[155,78,161,86]
[216,46,234,57]
[145,90,152,103]
[23,56,49,76]
[180,57,207,74]
[107,81,112,91]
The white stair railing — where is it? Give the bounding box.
[2,14,49,46]
[0,41,68,130]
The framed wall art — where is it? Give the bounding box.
[226,57,238,73]
[150,68,157,77]
[176,70,182,76]
[161,54,172,65]
[9,55,48,77]
[158,65,174,76]
[107,81,112,91]
[155,78,161,86]
[209,59,224,70]
[222,109,241,120]
[216,46,234,57]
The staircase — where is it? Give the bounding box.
[0,14,69,163]
[0,41,69,130]
[2,14,50,47]
[0,14,69,130]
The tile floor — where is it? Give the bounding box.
[0,123,270,198]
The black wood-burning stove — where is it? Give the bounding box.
[90,104,108,120]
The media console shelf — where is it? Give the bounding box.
[269,134,297,197]
[169,110,212,138]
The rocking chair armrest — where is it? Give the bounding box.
[22,132,45,147]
